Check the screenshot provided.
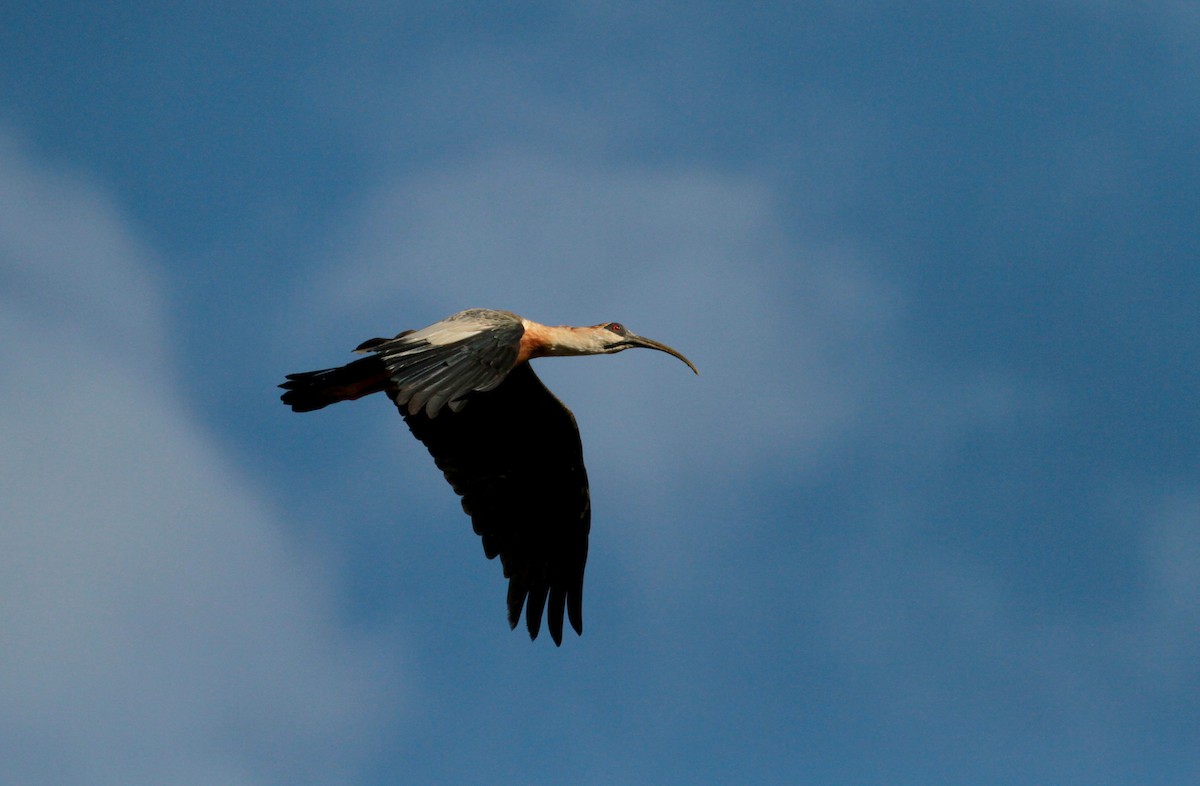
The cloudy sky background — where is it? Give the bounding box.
[3,3,1197,784]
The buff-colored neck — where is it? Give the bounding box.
[517,320,607,362]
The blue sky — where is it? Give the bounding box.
[2,2,1197,784]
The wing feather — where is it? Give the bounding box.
[399,363,591,645]
[367,309,523,417]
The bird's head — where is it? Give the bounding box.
[586,322,699,374]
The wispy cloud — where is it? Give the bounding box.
[0,134,396,785]
[302,152,905,463]
[290,152,1041,616]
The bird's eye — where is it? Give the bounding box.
[607,323,625,334]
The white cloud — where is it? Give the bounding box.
[1118,487,1200,684]
[0,134,396,785]
[302,153,901,468]
[291,152,1040,618]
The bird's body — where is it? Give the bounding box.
[281,308,696,645]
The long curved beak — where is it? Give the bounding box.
[619,334,699,374]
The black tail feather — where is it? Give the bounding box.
[279,356,389,412]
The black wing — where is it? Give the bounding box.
[399,363,590,645]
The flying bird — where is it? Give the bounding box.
[280,308,697,645]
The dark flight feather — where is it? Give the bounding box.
[399,363,590,644]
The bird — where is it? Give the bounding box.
[280,308,697,645]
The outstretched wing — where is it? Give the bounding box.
[363,308,524,417]
[399,363,590,645]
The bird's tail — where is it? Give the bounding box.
[280,356,390,412]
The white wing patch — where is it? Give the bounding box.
[404,320,487,346]
[365,309,524,417]
[401,308,520,346]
